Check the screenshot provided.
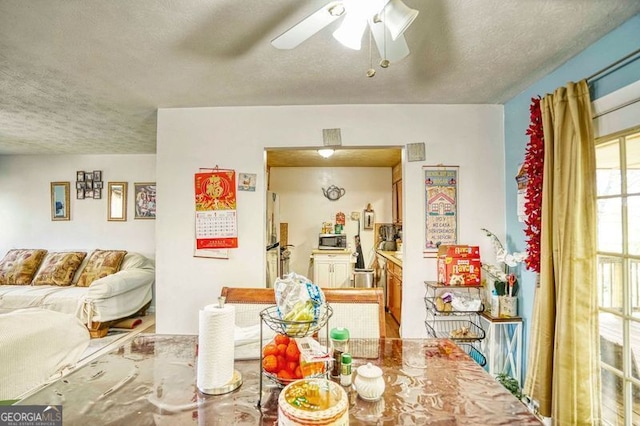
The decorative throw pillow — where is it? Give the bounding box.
[0,249,48,285]
[76,249,127,287]
[32,252,87,286]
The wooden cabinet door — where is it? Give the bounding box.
[386,270,395,313]
[396,181,402,225]
[389,274,402,323]
[392,182,398,224]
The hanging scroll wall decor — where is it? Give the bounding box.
[423,165,459,258]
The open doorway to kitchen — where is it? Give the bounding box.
[264,146,403,337]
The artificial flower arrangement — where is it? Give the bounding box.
[481,228,527,297]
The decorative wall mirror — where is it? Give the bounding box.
[50,182,70,221]
[107,182,128,221]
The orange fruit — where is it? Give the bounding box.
[286,361,298,373]
[277,344,288,357]
[262,343,278,358]
[277,370,293,380]
[285,342,300,361]
[262,355,278,373]
[277,355,287,373]
[274,334,290,346]
[294,366,302,379]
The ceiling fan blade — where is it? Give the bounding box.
[271,1,344,50]
[368,19,410,63]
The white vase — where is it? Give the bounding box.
[499,296,518,317]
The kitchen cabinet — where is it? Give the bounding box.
[313,252,352,288]
[392,163,402,225]
[386,260,402,323]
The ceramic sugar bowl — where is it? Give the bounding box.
[354,362,385,401]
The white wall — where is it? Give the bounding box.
[156,104,505,337]
[0,155,156,258]
[270,166,393,277]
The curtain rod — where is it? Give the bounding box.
[587,46,640,83]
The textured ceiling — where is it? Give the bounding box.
[1,0,639,155]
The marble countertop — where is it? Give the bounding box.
[311,248,353,255]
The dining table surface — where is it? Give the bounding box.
[17,334,542,425]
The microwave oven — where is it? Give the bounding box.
[318,233,347,250]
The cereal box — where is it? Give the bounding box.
[437,245,481,285]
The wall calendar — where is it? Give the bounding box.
[194,168,238,256]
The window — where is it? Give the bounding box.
[596,127,640,425]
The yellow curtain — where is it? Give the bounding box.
[523,80,601,425]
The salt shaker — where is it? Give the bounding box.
[340,353,352,386]
[354,362,385,401]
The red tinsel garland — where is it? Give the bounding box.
[523,97,543,273]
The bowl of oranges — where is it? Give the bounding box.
[262,333,326,387]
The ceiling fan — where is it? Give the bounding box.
[271,0,419,64]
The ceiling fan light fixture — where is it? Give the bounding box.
[333,13,368,50]
[318,149,335,158]
[328,4,345,17]
[378,0,419,40]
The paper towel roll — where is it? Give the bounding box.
[197,303,235,392]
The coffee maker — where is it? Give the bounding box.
[378,224,399,251]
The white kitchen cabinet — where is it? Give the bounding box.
[313,252,352,288]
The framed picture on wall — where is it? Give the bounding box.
[94,188,101,199]
[363,210,374,230]
[51,182,70,221]
[93,170,102,181]
[134,182,156,219]
[77,189,85,200]
[76,171,84,181]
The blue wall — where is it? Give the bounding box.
[503,14,640,379]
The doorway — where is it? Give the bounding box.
[265,146,403,337]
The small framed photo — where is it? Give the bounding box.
[76,171,84,181]
[86,181,93,190]
[85,190,94,198]
[363,210,375,230]
[94,181,103,189]
[134,182,156,219]
[93,170,102,181]
[93,188,102,199]
[77,189,85,200]
[76,181,84,189]
[85,172,93,182]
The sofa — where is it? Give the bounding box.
[0,249,155,338]
[0,308,90,400]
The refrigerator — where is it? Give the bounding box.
[266,191,280,287]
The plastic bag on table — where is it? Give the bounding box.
[274,273,325,327]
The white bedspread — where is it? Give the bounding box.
[0,308,89,400]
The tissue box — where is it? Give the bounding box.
[437,245,481,285]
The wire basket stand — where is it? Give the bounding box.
[257,303,333,409]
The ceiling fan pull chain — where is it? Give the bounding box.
[380,6,390,68]
[367,26,376,78]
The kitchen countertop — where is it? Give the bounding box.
[311,248,353,255]
[376,250,403,267]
